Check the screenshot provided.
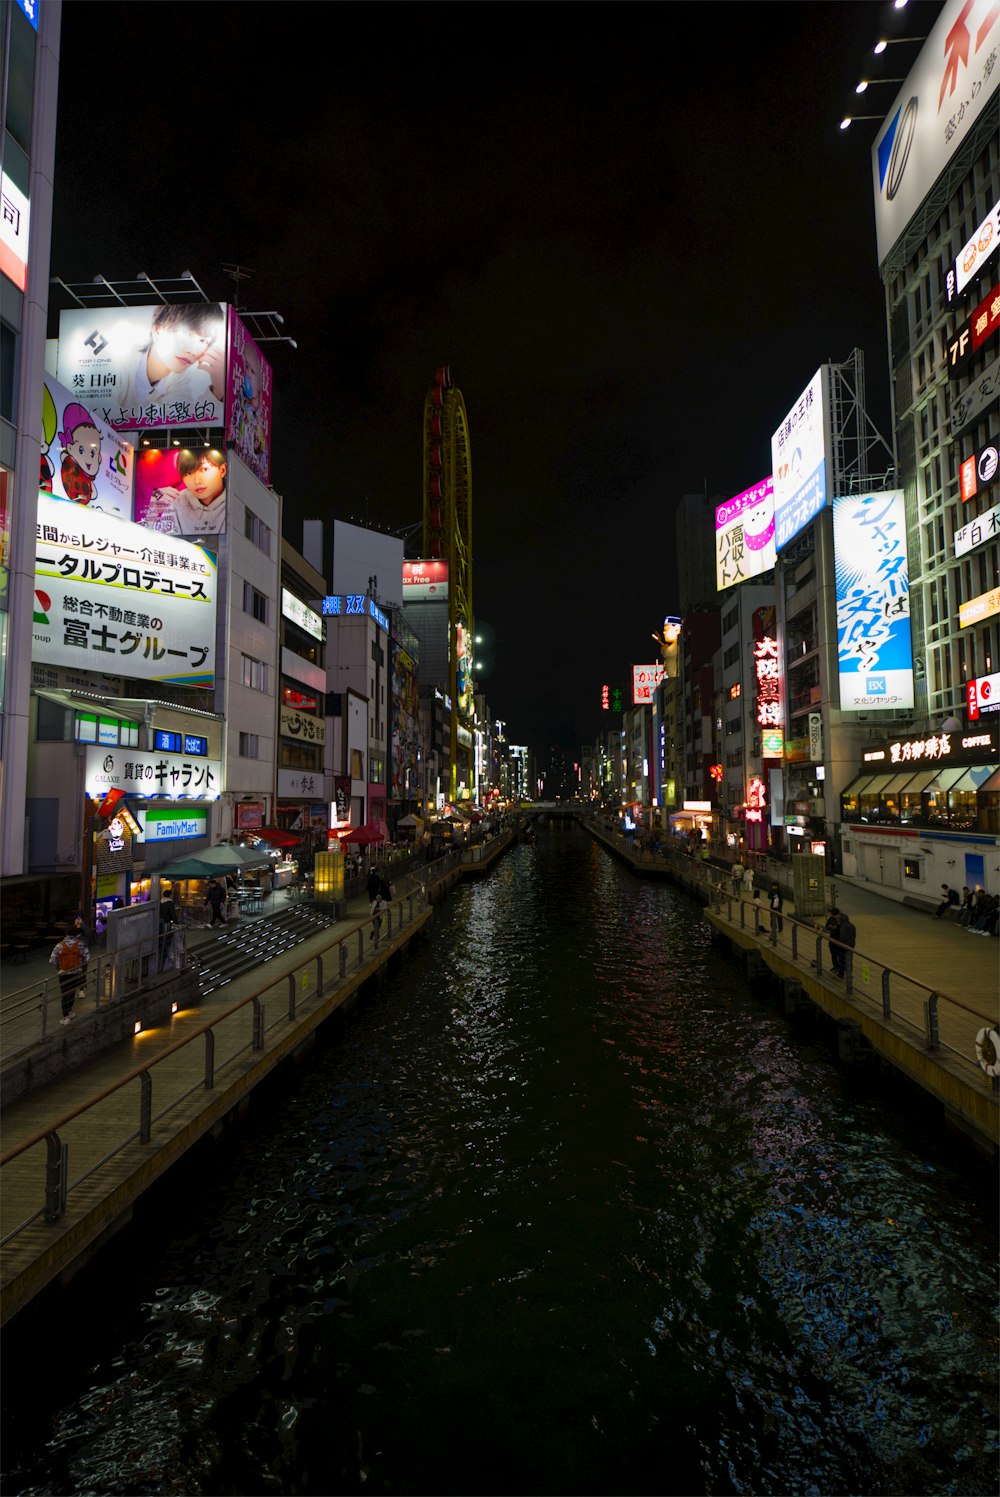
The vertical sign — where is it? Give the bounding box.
[833,489,914,710]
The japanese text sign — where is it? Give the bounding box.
[833,489,914,710]
[86,746,220,800]
[771,368,831,551]
[33,494,217,687]
[715,476,775,590]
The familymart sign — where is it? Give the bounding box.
[137,806,210,842]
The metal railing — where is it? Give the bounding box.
[1,888,427,1245]
[586,819,999,1090]
[1,929,189,1059]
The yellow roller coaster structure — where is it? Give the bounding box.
[422,366,474,802]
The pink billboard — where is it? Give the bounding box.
[225,309,272,485]
[133,446,228,536]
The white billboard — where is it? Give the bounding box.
[56,304,227,430]
[33,494,217,687]
[86,745,221,800]
[771,368,831,551]
[872,0,1000,266]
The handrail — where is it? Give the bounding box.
[0,891,425,1172]
[585,818,999,1037]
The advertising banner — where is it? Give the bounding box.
[950,352,1000,436]
[225,309,272,485]
[402,559,449,599]
[955,500,1000,557]
[85,745,221,799]
[280,706,326,744]
[948,199,1000,302]
[0,171,29,291]
[281,588,323,639]
[333,775,352,824]
[959,435,999,503]
[40,372,134,520]
[632,664,666,705]
[33,494,217,687]
[278,768,323,799]
[57,303,227,431]
[771,369,830,551]
[966,672,1000,719]
[871,0,1000,266]
[137,806,209,842]
[133,446,227,536]
[959,586,1000,628]
[833,489,914,710]
[715,476,775,590]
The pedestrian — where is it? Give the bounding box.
[369,892,387,944]
[206,878,227,927]
[935,883,958,919]
[824,906,843,975]
[838,909,857,984]
[378,872,392,902]
[731,859,743,897]
[770,882,784,936]
[158,886,177,970]
[367,866,381,903]
[742,864,755,896]
[50,924,88,1024]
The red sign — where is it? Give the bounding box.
[754,637,781,728]
[235,802,263,829]
[971,284,1000,351]
[283,686,318,709]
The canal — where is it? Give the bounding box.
[2,823,997,1496]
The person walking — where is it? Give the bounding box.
[731,859,743,897]
[206,878,227,927]
[838,910,857,985]
[369,892,388,945]
[770,882,784,936]
[367,866,382,903]
[742,864,755,897]
[50,924,89,1024]
[824,907,843,975]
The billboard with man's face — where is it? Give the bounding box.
[56,304,227,430]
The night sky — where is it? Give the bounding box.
[49,0,942,760]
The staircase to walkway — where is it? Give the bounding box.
[189,905,340,998]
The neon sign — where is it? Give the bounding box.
[745,775,766,822]
[754,636,781,728]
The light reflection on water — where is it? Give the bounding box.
[2,825,997,1496]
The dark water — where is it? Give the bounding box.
[2,826,998,1496]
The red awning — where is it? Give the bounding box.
[255,826,302,848]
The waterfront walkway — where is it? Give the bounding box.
[0,833,500,1327]
[586,819,999,1155]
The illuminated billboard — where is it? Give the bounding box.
[955,500,1000,557]
[56,303,227,430]
[33,493,217,687]
[967,672,1000,719]
[833,489,914,710]
[771,368,830,551]
[632,664,666,704]
[0,171,29,291]
[40,372,134,521]
[225,310,272,485]
[948,199,1000,303]
[133,447,227,535]
[715,476,775,589]
[871,0,1000,266]
[959,435,999,502]
[959,587,1000,629]
[402,559,448,599]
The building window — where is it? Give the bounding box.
[241,653,269,692]
[243,581,268,623]
[239,732,259,758]
[244,507,272,556]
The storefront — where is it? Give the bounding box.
[840,726,999,896]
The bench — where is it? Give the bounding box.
[902,893,945,915]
